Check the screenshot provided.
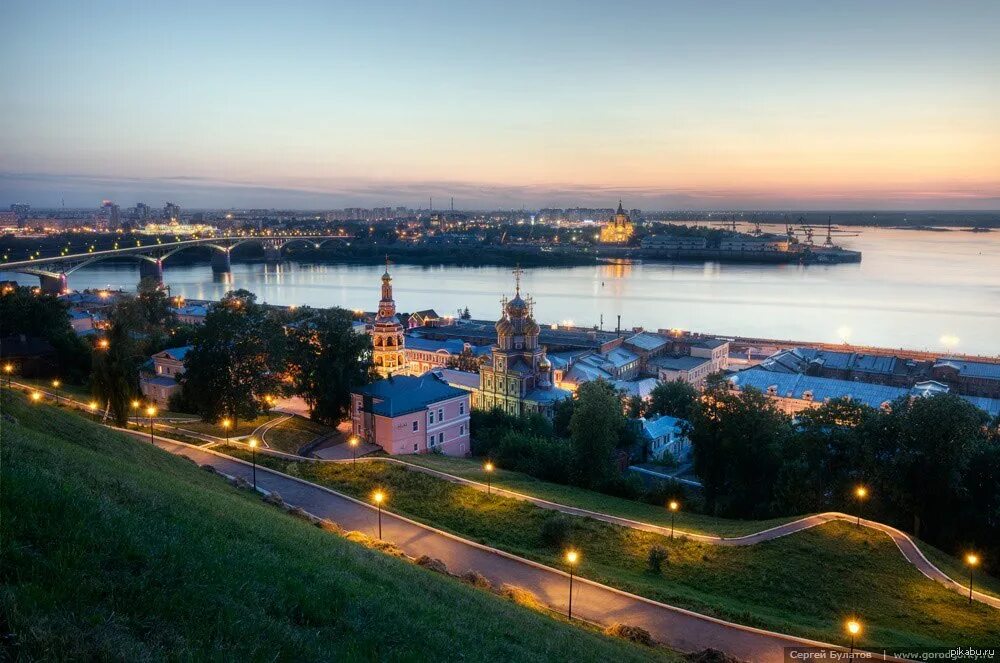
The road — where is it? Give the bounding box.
[131,430,864,662]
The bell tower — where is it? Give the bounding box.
[372,256,406,376]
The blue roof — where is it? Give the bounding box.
[652,355,711,371]
[962,395,1000,418]
[643,415,687,440]
[354,373,468,416]
[730,368,910,409]
[935,358,1000,381]
[404,336,491,356]
[161,345,192,361]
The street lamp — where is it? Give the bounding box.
[248,437,258,491]
[484,461,495,495]
[131,399,140,426]
[221,417,232,444]
[89,400,99,420]
[51,378,61,389]
[3,363,12,387]
[565,550,579,620]
[97,338,109,350]
[668,500,680,539]
[846,619,861,656]
[349,435,360,465]
[373,490,386,539]
[966,553,979,603]
[146,405,157,444]
[30,391,42,403]
[854,485,868,526]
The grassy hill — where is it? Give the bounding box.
[233,451,1000,650]
[0,392,678,662]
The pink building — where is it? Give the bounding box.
[351,373,471,456]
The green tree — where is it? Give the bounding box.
[625,394,646,419]
[445,347,484,373]
[569,379,629,489]
[647,380,697,419]
[178,290,287,424]
[689,383,792,517]
[91,302,144,425]
[882,394,986,538]
[0,286,90,381]
[290,308,375,425]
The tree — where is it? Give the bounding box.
[289,307,375,425]
[0,285,90,381]
[445,347,484,373]
[569,379,629,489]
[91,302,144,425]
[626,394,646,419]
[689,383,792,517]
[177,290,287,424]
[882,394,986,539]
[647,380,697,419]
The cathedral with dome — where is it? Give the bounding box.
[371,259,406,376]
[599,200,635,244]
[477,268,571,418]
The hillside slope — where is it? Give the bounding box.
[0,393,676,662]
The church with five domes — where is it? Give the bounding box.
[599,199,635,244]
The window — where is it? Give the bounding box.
[428,435,434,447]
[413,443,418,452]
[429,410,435,424]
[412,420,418,432]
[437,408,443,421]
[438,432,444,444]
[459,403,465,415]
[459,424,465,435]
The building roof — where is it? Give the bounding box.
[173,304,209,317]
[156,345,192,361]
[642,415,687,440]
[404,336,490,356]
[143,376,179,387]
[409,309,439,320]
[962,395,1000,418]
[613,377,660,399]
[524,385,573,404]
[625,332,669,352]
[652,355,712,371]
[934,358,1000,381]
[730,368,912,409]
[689,338,728,350]
[429,368,480,390]
[354,373,468,417]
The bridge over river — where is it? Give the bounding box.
[0,235,347,293]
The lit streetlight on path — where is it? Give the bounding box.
[146,405,157,444]
[564,549,579,620]
[373,490,386,539]
[966,553,980,603]
[484,461,495,495]
[221,418,232,444]
[349,435,359,465]
[248,437,258,490]
[846,619,861,656]
[668,500,680,539]
[854,485,868,527]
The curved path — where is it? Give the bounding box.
[119,427,892,663]
[224,442,1000,611]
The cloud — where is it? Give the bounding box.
[2,170,999,211]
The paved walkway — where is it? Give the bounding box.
[126,429,867,662]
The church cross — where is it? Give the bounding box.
[512,264,523,294]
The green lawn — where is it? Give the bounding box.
[916,541,1000,601]
[231,453,1000,651]
[176,413,277,438]
[0,392,679,662]
[399,453,798,537]
[263,415,337,454]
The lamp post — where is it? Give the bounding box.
[966,553,979,603]
[30,391,42,403]
[854,485,868,527]
[146,405,157,444]
[248,437,258,491]
[349,435,359,465]
[846,619,861,657]
[373,490,386,539]
[668,499,680,539]
[221,417,232,444]
[3,363,12,388]
[484,461,495,495]
[89,400,99,421]
[131,399,140,426]
[51,378,61,389]
[97,338,109,351]
[565,550,579,620]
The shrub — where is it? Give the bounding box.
[604,623,654,647]
[647,545,669,573]
[499,583,543,610]
[539,513,573,548]
[461,570,494,590]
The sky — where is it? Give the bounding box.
[2,1,999,210]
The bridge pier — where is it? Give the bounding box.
[139,259,164,285]
[39,273,67,295]
[211,249,232,273]
[263,242,282,263]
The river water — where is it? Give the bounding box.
[4,226,998,356]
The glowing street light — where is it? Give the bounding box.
[348,435,360,465]
[668,499,680,539]
[51,378,61,389]
[131,399,140,426]
[146,405,157,444]
[97,338,109,350]
[3,363,13,387]
[484,461,495,495]
[854,485,868,527]
[30,391,42,403]
[565,549,580,620]
[966,553,980,603]
[221,417,232,444]
[846,619,861,655]
[248,437,259,490]
[373,490,386,539]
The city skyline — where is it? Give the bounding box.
[3,1,999,210]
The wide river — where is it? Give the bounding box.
[5,226,999,356]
